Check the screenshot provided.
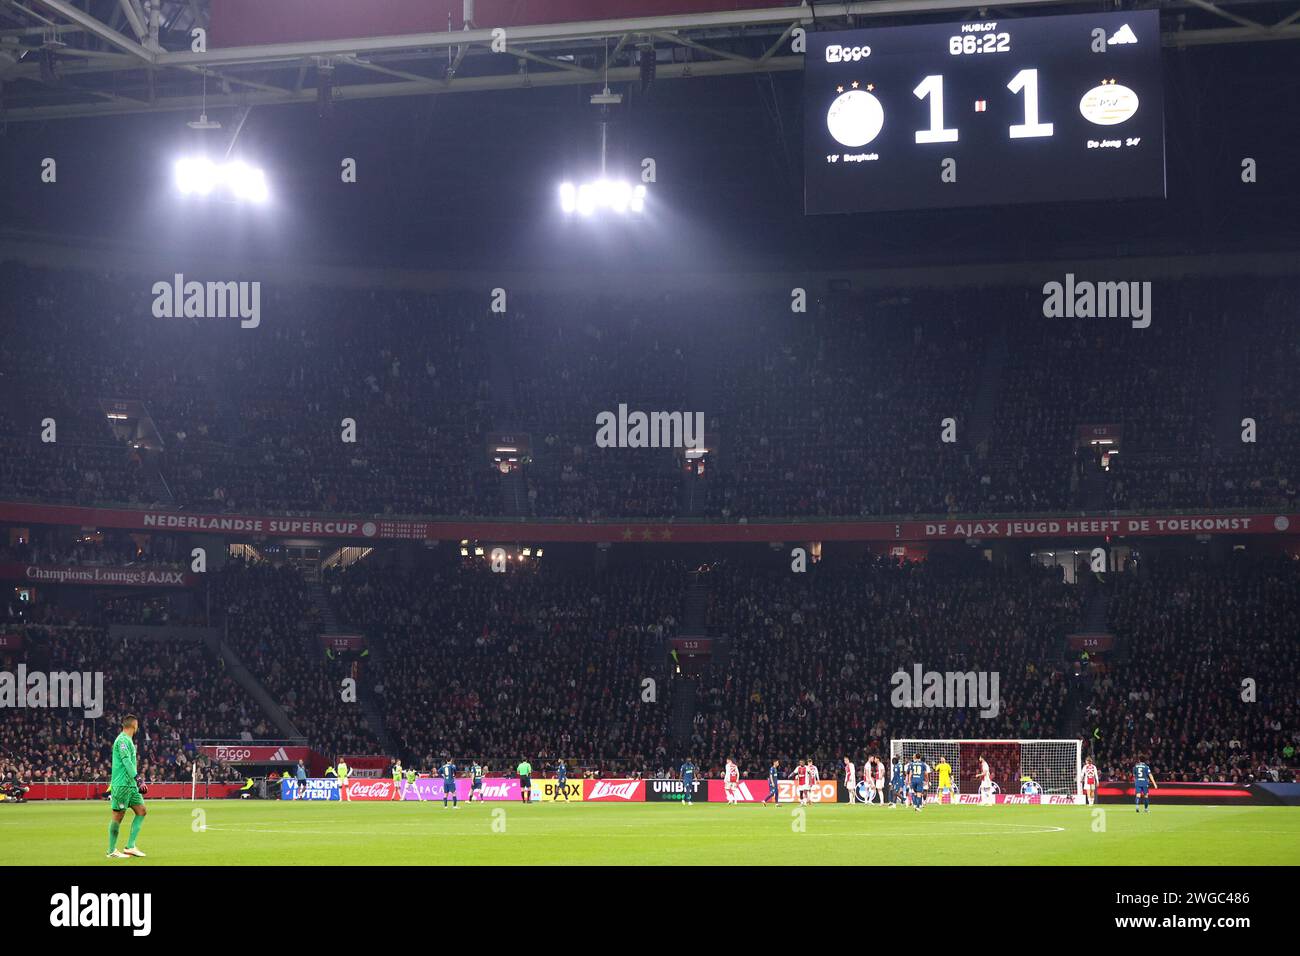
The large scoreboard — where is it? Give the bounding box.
[804,10,1165,214]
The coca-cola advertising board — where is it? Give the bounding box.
[318,777,526,801]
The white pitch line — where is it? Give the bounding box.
[200,820,1069,837]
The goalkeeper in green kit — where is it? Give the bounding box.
[106,714,147,859]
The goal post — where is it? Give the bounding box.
[889,739,1083,804]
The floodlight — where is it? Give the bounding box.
[226,161,269,203]
[173,157,269,204]
[559,182,577,214]
[174,157,218,195]
[562,177,646,216]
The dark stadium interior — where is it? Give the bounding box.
[1,0,1298,827]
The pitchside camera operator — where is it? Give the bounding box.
[0,772,30,803]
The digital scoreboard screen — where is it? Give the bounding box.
[804,10,1166,214]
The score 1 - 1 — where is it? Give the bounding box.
[913,70,1054,143]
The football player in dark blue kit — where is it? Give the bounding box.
[763,760,781,806]
[680,759,697,805]
[907,753,931,812]
[555,759,570,801]
[1133,757,1158,812]
[890,756,907,809]
[440,759,459,809]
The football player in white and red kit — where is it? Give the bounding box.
[803,759,820,805]
[843,757,857,803]
[976,755,994,805]
[871,756,886,804]
[793,761,810,805]
[1078,757,1100,805]
[724,757,740,805]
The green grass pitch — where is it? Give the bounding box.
[5,801,1298,865]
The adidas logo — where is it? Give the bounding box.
[1108,24,1137,45]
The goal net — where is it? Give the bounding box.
[889,739,1082,803]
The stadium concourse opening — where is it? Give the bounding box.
[0,0,1298,925]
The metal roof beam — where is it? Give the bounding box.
[337,54,438,85]
[29,0,154,60]
[651,30,756,64]
[1163,19,1300,41]
[507,46,599,75]
[758,20,801,65]
[117,0,146,41]
[0,52,804,121]
[151,1,1057,69]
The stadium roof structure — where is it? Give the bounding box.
[1,0,1298,123]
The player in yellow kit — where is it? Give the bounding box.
[935,757,954,804]
[337,759,351,801]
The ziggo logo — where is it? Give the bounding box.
[825,44,871,62]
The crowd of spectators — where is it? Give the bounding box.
[702,291,983,518]
[2,542,1295,786]
[214,559,379,760]
[987,280,1219,513]
[0,529,205,630]
[2,259,1298,791]
[507,297,692,519]
[0,556,384,786]
[0,264,501,517]
[0,625,257,784]
[3,262,1296,522]
[693,553,1081,775]
[0,530,187,569]
[324,559,683,772]
[1088,552,1300,783]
